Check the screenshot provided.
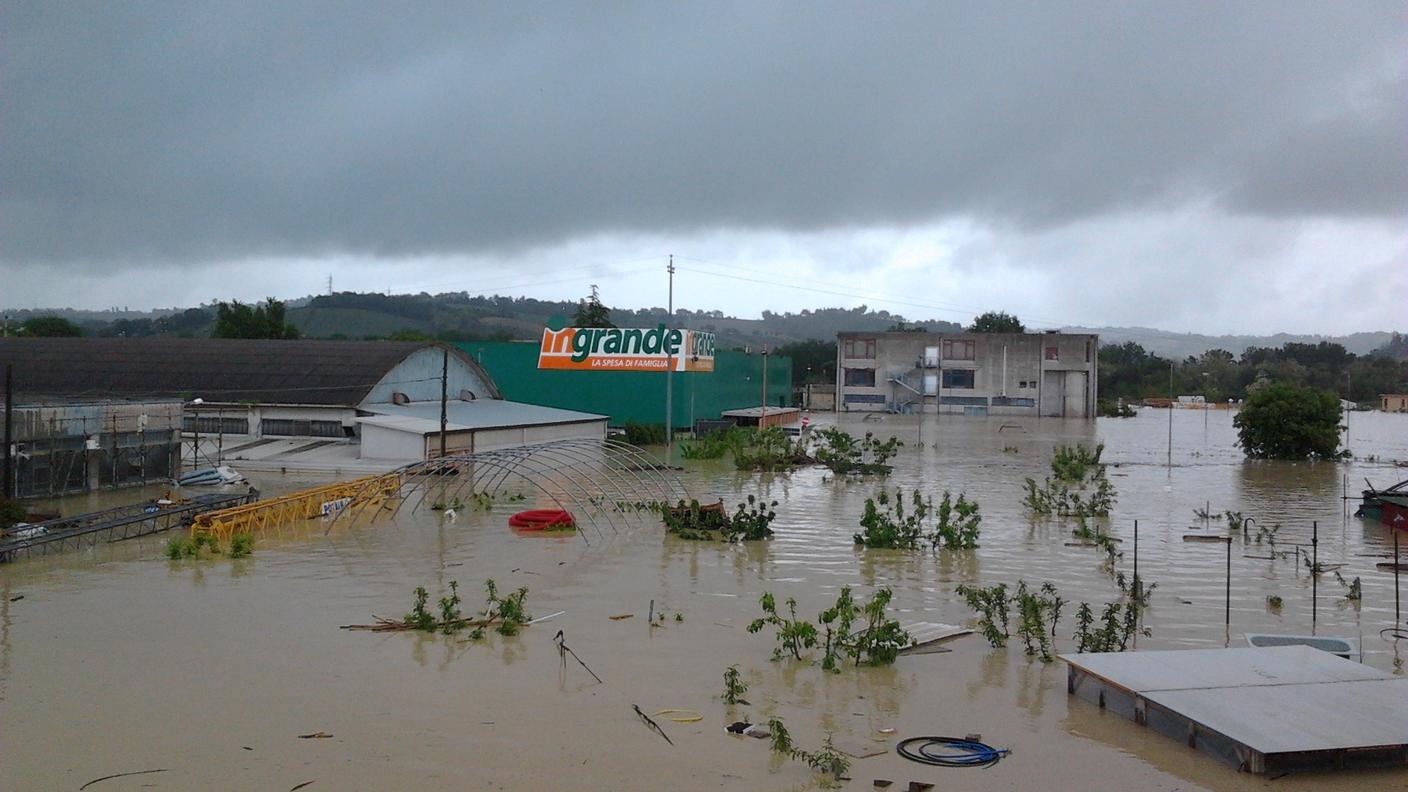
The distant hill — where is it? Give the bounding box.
[1060,326,1396,359]
[5,293,1400,358]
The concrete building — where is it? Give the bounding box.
[834,331,1099,417]
[0,339,607,482]
[1382,394,1408,413]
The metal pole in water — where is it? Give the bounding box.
[1312,521,1319,630]
[665,255,675,458]
[1133,519,1139,601]
[1396,530,1401,625]
[1166,362,1173,468]
[1225,536,1232,630]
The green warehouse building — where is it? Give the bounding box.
[456,341,792,430]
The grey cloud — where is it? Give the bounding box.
[2,1,1404,269]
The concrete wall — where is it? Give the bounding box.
[836,331,1098,418]
[360,423,430,461]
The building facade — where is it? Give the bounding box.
[835,331,1099,418]
[458,341,792,430]
[1382,394,1408,413]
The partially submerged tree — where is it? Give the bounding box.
[967,311,1025,333]
[1234,382,1343,459]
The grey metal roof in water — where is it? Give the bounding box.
[0,338,497,406]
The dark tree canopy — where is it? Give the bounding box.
[572,291,615,328]
[1233,382,1343,460]
[19,316,82,337]
[774,339,836,384]
[967,311,1025,333]
[213,298,301,339]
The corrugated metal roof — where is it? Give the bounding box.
[0,338,498,406]
[363,400,607,431]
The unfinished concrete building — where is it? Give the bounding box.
[834,331,1099,417]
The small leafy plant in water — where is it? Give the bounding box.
[1023,443,1115,518]
[955,582,1011,647]
[663,496,777,542]
[722,664,749,705]
[749,587,908,669]
[1073,600,1148,653]
[763,717,849,786]
[484,578,531,635]
[1014,581,1065,662]
[166,532,245,560]
[1266,594,1284,611]
[854,488,981,550]
[747,592,818,661]
[228,533,254,558]
[812,427,902,475]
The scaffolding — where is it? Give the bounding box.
[0,492,253,563]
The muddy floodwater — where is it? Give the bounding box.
[4,409,1408,790]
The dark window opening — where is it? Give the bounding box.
[844,368,877,387]
[942,369,975,389]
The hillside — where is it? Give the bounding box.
[7,293,1402,359]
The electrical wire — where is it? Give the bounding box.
[896,736,1010,768]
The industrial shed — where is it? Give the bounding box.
[0,339,607,488]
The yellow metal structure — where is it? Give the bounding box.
[191,473,402,542]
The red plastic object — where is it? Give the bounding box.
[508,509,575,531]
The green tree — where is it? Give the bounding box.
[774,339,836,384]
[1233,382,1343,460]
[572,288,615,328]
[20,316,82,337]
[967,311,1025,333]
[212,298,301,339]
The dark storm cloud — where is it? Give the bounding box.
[2,1,1403,268]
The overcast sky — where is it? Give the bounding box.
[2,2,1404,334]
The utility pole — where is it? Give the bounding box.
[760,346,768,428]
[665,256,674,457]
[2,364,12,500]
[1166,361,1174,468]
[439,348,449,459]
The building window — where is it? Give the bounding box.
[261,419,346,438]
[941,369,975,389]
[843,338,876,359]
[943,339,975,361]
[844,368,877,387]
[1045,346,1059,361]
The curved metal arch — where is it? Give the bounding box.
[490,444,635,534]
[442,449,615,540]
[387,439,688,542]
[601,438,688,503]
[409,454,600,543]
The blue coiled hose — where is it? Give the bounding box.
[896,736,1010,768]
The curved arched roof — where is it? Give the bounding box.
[0,338,501,405]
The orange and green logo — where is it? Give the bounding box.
[538,325,715,372]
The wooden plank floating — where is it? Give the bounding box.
[897,622,971,656]
[1062,646,1408,775]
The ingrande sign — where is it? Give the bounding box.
[538,326,716,372]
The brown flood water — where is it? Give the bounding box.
[3,409,1408,790]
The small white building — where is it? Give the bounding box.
[358,400,608,459]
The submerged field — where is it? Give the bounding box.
[3,409,1408,790]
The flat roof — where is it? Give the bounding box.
[721,406,802,418]
[361,399,607,434]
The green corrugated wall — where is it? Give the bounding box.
[458,341,792,428]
